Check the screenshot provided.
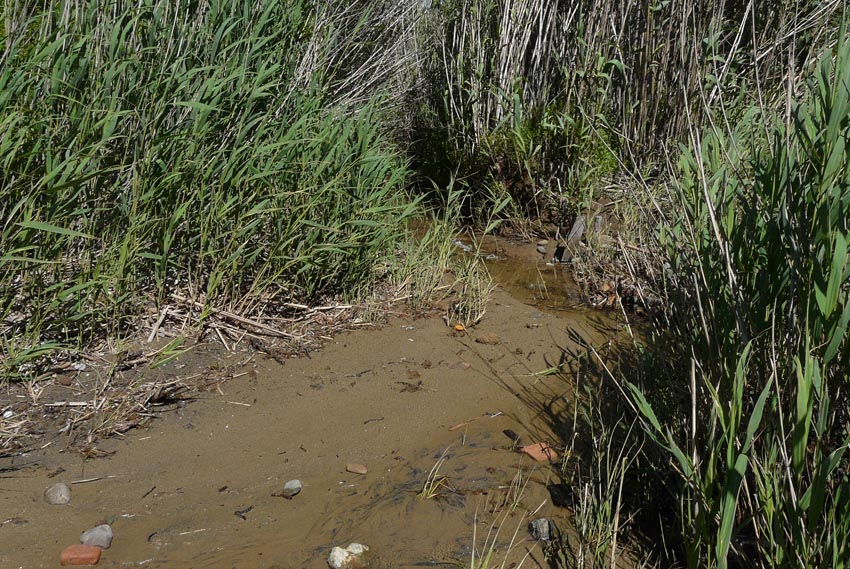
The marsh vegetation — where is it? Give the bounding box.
[2,0,849,567]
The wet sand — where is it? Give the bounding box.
[1,240,625,568]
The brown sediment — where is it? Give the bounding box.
[0,239,628,568]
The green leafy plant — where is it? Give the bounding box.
[627,27,850,568]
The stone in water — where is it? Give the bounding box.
[80,524,113,549]
[281,479,302,499]
[529,518,554,541]
[475,333,501,345]
[328,543,370,569]
[346,464,368,475]
[45,482,71,505]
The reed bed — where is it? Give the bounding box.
[0,0,423,381]
[624,28,850,567]
[4,1,849,566]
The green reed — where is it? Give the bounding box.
[0,0,421,380]
[628,26,850,568]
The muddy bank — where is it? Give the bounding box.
[1,242,627,568]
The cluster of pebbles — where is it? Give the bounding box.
[45,482,114,566]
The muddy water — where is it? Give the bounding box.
[0,239,624,568]
[477,236,586,315]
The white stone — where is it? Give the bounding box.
[347,543,368,555]
[327,543,369,569]
[328,547,350,569]
[44,482,71,505]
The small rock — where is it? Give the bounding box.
[60,544,101,566]
[56,373,75,386]
[80,524,113,549]
[346,464,368,475]
[520,442,558,462]
[475,333,501,345]
[45,482,72,505]
[552,244,566,263]
[547,483,571,508]
[328,543,370,569]
[2,410,12,419]
[529,518,554,541]
[280,479,302,499]
[537,239,548,246]
[536,245,547,255]
[71,362,87,372]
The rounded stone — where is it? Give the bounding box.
[45,482,71,505]
[80,524,113,549]
[281,479,302,499]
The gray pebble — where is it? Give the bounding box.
[529,518,555,541]
[536,245,547,255]
[80,524,113,549]
[281,479,302,499]
[44,482,71,505]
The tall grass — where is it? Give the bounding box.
[412,0,842,223]
[0,0,423,380]
[625,25,850,568]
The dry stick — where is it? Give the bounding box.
[71,476,117,484]
[213,326,230,351]
[171,294,299,339]
[283,302,352,311]
[147,305,169,344]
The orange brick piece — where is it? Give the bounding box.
[520,442,558,462]
[60,544,102,566]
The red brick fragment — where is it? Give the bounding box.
[60,544,102,566]
[520,442,558,462]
